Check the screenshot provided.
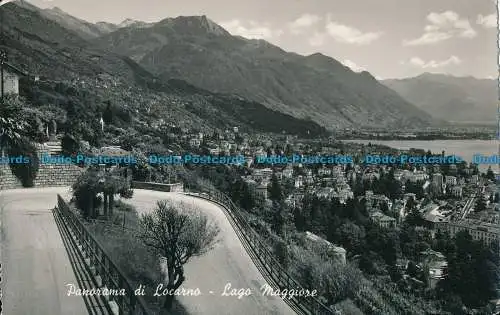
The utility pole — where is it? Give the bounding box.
[497,0,500,182]
[0,3,4,101]
[0,51,5,100]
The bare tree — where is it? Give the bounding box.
[139,200,220,311]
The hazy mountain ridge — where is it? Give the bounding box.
[382,73,497,124]
[2,2,326,136]
[18,2,153,39]
[90,15,435,129]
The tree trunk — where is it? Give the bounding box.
[163,293,174,310]
[162,264,185,311]
[109,193,114,217]
[88,194,95,219]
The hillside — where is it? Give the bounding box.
[16,2,150,39]
[1,2,326,138]
[90,15,435,129]
[382,73,497,124]
[13,1,109,40]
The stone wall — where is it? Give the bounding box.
[0,163,86,190]
[131,181,184,192]
[0,144,88,190]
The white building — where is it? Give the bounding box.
[445,176,457,186]
[432,173,443,187]
[252,168,273,181]
[282,166,293,178]
[451,186,463,198]
[294,175,304,188]
[318,167,332,176]
[410,171,428,183]
[209,147,220,155]
[189,138,201,147]
[255,182,269,199]
[471,175,479,184]
[439,219,500,245]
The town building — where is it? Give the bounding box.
[445,175,457,186]
[471,175,479,184]
[294,175,304,188]
[421,203,452,233]
[370,211,397,228]
[252,168,273,182]
[189,138,201,147]
[2,63,28,96]
[431,173,444,195]
[255,182,269,199]
[419,249,448,289]
[409,170,428,183]
[450,186,463,198]
[282,166,293,178]
[438,219,500,245]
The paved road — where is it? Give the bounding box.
[0,187,295,315]
[0,187,88,315]
[128,189,295,315]
[461,197,475,219]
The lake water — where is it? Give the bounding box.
[343,139,499,172]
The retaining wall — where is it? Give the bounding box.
[131,181,184,192]
[0,162,85,190]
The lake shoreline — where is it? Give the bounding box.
[343,139,499,172]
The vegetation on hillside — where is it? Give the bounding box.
[72,166,133,219]
[139,200,220,311]
[0,95,40,186]
[91,15,434,129]
[192,163,500,314]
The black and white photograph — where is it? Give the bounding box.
[0,0,498,314]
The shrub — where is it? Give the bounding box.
[8,141,39,187]
[274,238,290,268]
[72,167,101,218]
[115,199,136,212]
[102,101,114,124]
[119,187,134,199]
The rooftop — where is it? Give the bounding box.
[450,219,500,235]
[3,62,28,76]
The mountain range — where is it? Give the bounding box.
[89,15,436,129]
[2,1,327,137]
[382,73,497,124]
[6,2,441,130]
[34,5,152,40]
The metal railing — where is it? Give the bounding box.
[56,194,152,315]
[135,181,337,315]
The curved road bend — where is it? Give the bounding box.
[128,189,295,315]
[0,187,88,315]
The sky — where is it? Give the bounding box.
[23,0,499,79]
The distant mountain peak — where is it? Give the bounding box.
[415,72,493,81]
[417,72,450,78]
[90,11,434,129]
[303,52,346,70]
[306,52,327,59]
[118,18,147,28]
[119,18,136,25]
[359,70,376,79]
[50,6,64,12]
[41,6,71,17]
[96,21,115,26]
[382,73,497,124]
[158,15,230,36]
